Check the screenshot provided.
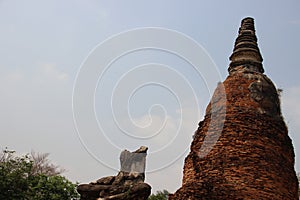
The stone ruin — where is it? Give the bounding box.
[169,17,298,199]
[77,146,151,200]
[77,17,298,200]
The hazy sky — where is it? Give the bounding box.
[1,0,300,193]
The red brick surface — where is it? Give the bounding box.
[170,18,298,200]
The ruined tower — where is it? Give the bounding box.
[169,17,298,199]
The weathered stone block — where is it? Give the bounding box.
[77,146,151,200]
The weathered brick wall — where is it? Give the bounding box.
[169,18,298,200]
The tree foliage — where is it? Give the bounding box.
[148,190,169,200]
[0,149,79,200]
[30,151,65,176]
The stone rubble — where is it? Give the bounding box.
[77,146,151,200]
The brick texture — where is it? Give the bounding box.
[169,17,298,200]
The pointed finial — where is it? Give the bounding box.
[228,17,264,73]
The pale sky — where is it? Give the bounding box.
[1,0,300,193]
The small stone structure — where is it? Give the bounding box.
[169,17,298,199]
[77,146,151,200]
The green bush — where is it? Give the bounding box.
[0,149,79,200]
[148,190,169,200]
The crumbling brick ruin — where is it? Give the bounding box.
[169,17,298,199]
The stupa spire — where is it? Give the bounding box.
[228,17,264,73]
[170,17,298,200]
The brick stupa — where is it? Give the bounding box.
[169,17,298,199]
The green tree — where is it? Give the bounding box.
[148,190,169,200]
[0,149,79,200]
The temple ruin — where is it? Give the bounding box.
[77,146,151,200]
[77,17,298,200]
[169,17,298,199]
